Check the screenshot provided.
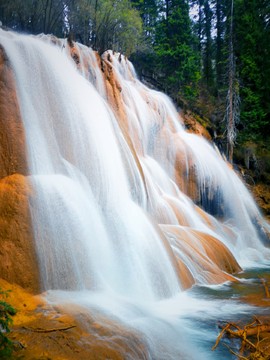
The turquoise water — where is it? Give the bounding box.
[186,265,270,359]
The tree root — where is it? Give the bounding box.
[212,316,270,359]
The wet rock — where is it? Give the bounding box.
[0,45,29,180]
[0,175,40,294]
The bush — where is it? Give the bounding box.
[0,287,17,358]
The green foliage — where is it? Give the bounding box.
[69,0,143,55]
[130,0,200,106]
[1,0,270,163]
[153,0,200,97]
[155,0,199,84]
[234,0,270,143]
[0,0,67,35]
[0,0,143,56]
[0,287,17,359]
[131,0,158,41]
[202,0,214,89]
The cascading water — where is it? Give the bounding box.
[1,30,270,359]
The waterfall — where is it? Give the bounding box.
[0,30,269,359]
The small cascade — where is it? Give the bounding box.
[0,30,270,359]
[107,49,270,265]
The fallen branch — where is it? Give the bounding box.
[23,325,76,333]
[218,324,259,352]
[233,324,270,337]
[223,343,247,360]
[213,317,270,360]
[212,323,230,350]
[258,276,270,298]
[254,315,262,325]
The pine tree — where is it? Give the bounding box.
[131,0,157,41]
[215,0,227,94]
[234,0,270,142]
[155,0,200,93]
[202,0,214,89]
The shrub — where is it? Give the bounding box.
[0,287,17,358]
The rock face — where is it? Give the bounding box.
[251,183,270,221]
[0,174,40,294]
[0,44,40,294]
[183,111,212,142]
[0,44,29,181]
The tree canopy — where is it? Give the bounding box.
[1,0,270,162]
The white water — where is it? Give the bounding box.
[1,30,270,359]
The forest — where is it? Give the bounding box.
[0,0,270,172]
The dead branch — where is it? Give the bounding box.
[258,276,270,298]
[218,324,259,352]
[219,323,270,338]
[223,343,247,359]
[23,325,76,333]
[219,320,241,330]
[213,317,270,360]
[254,315,262,324]
[212,323,230,350]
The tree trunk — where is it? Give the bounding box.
[228,0,234,164]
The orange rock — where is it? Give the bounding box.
[0,279,150,360]
[161,225,241,287]
[0,278,44,325]
[176,258,195,290]
[195,205,215,229]
[161,195,190,226]
[0,45,29,180]
[251,182,270,221]
[183,112,212,142]
[0,174,40,294]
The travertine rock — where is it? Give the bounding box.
[0,174,40,294]
[0,45,28,181]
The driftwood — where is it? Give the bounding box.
[23,325,76,333]
[212,316,270,359]
[227,324,270,337]
[258,276,270,298]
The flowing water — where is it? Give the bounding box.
[1,30,270,359]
